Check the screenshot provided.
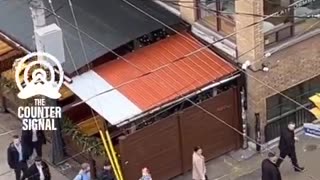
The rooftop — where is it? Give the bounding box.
[0,0,182,75]
[66,32,237,125]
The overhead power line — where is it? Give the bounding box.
[6,1,317,179]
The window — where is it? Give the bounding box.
[197,0,235,35]
[267,75,320,120]
[264,0,320,46]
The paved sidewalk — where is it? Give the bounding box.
[174,133,320,180]
[0,113,69,180]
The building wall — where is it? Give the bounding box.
[179,0,197,23]
[163,0,320,142]
[247,35,320,142]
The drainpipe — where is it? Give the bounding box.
[255,113,261,152]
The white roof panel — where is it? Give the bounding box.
[65,70,142,125]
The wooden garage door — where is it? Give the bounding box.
[179,88,241,172]
[119,114,182,180]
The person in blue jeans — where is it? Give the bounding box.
[74,163,91,180]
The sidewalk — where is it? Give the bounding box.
[0,113,70,180]
[174,133,320,180]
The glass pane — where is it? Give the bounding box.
[294,0,320,35]
[267,95,281,109]
[198,0,218,31]
[298,81,311,104]
[220,0,235,13]
[277,26,292,41]
[280,86,299,113]
[267,108,281,119]
[264,0,294,28]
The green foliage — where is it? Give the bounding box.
[0,76,32,106]
[61,117,105,156]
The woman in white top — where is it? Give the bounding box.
[192,146,207,180]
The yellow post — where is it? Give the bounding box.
[99,130,121,180]
[105,130,124,180]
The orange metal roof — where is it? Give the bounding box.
[94,32,236,111]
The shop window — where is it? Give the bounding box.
[266,75,320,120]
[197,0,235,35]
[267,95,281,119]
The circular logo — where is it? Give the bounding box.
[15,52,64,99]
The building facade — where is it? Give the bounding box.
[157,0,320,143]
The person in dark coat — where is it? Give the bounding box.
[262,152,282,180]
[276,122,304,172]
[7,135,28,180]
[24,156,51,180]
[21,129,46,159]
[98,161,114,180]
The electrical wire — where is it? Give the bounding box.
[19,0,320,145]
[104,0,320,178]
[122,0,320,113]
[26,0,315,116]
[69,0,320,178]
[66,0,104,134]
[3,0,318,179]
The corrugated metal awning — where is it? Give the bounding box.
[67,33,237,125]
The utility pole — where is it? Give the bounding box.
[29,0,65,165]
[30,0,46,52]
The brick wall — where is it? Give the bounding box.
[247,35,320,142]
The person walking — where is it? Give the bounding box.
[139,167,152,180]
[276,122,304,172]
[24,157,51,180]
[74,163,91,180]
[97,161,114,180]
[192,146,207,180]
[262,152,282,180]
[7,135,28,180]
[21,129,46,159]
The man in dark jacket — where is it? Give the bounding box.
[7,135,28,180]
[21,129,46,159]
[262,152,281,180]
[24,157,51,180]
[276,122,304,172]
[98,161,115,180]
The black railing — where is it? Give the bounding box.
[265,103,314,142]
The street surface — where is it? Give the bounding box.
[0,112,319,180]
[0,113,69,180]
[174,133,320,180]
